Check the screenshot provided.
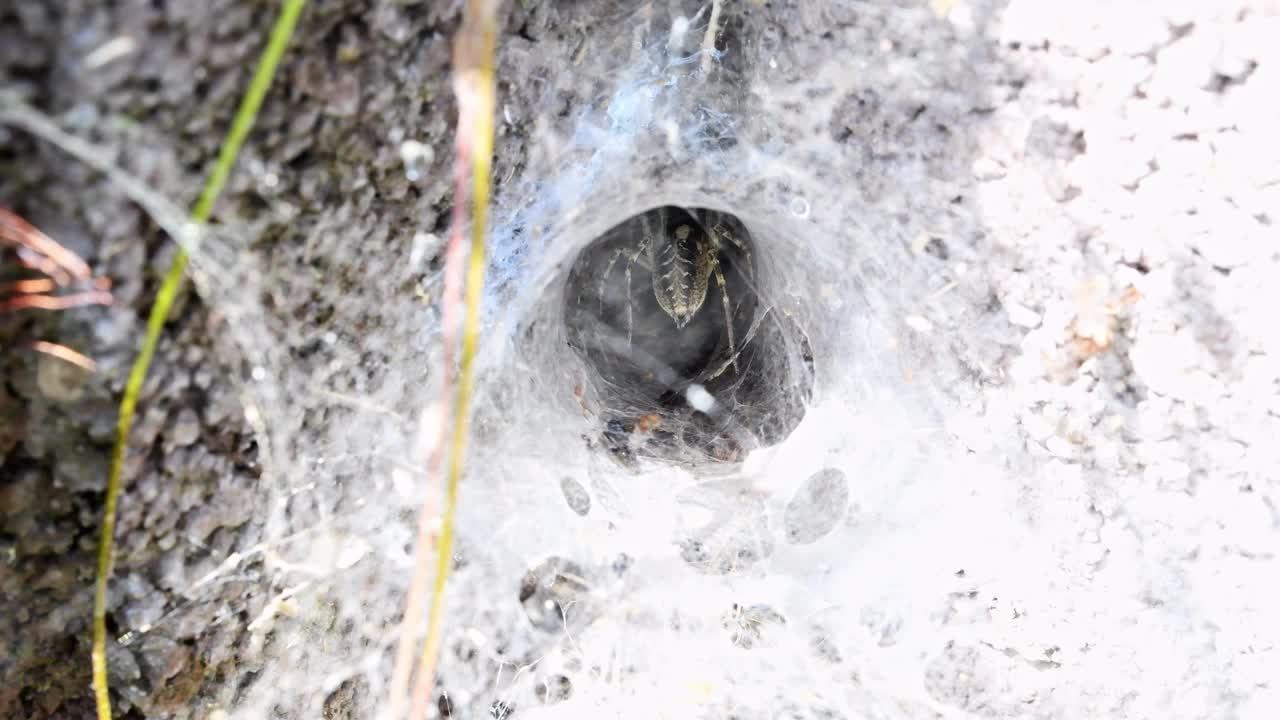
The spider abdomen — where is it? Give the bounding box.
[652,222,713,328]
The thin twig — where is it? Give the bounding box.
[1,208,114,310]
[1,208,114,369]
[11,246,74,286]
[1,277,58,294]
[90,2,307,718]
[386,71,474,720]
[404,2,498,718]
[700,0,724,73]
[27,340,98,371]
[0,207,93,281]
[1,290,112,311]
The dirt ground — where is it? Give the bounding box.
[2,1,1278,718]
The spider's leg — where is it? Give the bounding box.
[698,209,755,288]
[598,246,626,313]
[718,225,755,287]
[622,236,649,348]
[703,306,771,383]
[711,257,739,377]
[623,254,635,347]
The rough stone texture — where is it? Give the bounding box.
[0,1,463,716]
[2,0,1278,719]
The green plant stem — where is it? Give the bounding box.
[410,2,498,717]
[92,2,307,718]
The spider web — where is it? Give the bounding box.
[6,2,1042,718]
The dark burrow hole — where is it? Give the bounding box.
[563,205,811,467]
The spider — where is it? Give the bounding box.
[597,206,755,378]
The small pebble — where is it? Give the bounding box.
[784,468,850,545]
[560,476,591,516]
[36,353,89,403]
[170,408,201,447]
[1005,301,1042,328]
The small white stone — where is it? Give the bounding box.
[904,315,933,333]
[334,538,369,570]
[83,36,136,69]
[398,139,435,183]
[409,231,442,269]
[170,408,201,447]
[391,468,414,500]
[1005,301,1041,329]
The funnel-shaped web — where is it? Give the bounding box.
[17,1,1265,719]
